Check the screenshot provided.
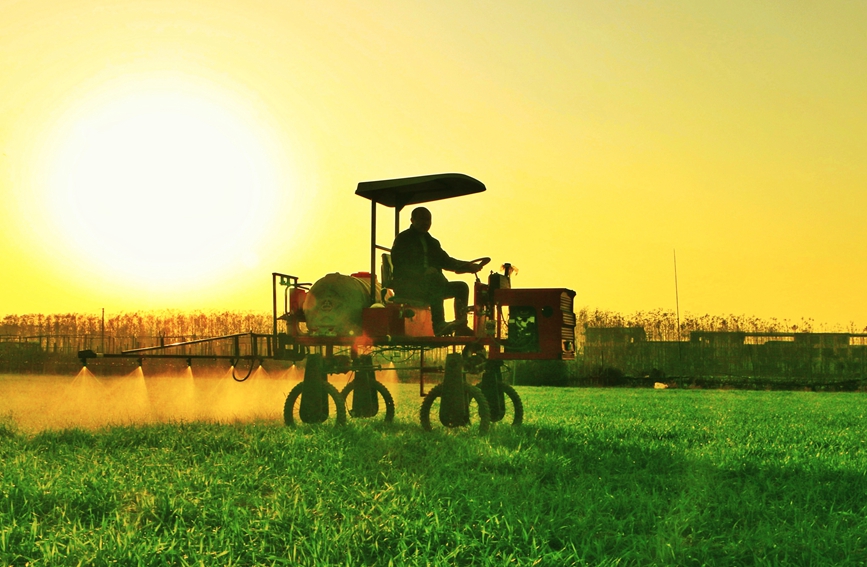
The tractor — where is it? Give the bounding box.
[79,173,577,433]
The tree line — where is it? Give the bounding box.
[1,311,272,341]
[2,308,864,346]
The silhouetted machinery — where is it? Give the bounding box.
[79,173,577,432]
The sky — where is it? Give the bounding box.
[1,0,865,328]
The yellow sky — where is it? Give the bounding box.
[1,1,865,328]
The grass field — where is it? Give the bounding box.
[1,376,866,566]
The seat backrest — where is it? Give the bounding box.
[380,253,394,301]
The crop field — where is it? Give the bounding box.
[1,373,866,566]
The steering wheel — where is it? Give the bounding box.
[466,257,491,280]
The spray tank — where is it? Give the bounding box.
[302,272,382,336]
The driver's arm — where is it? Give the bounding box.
[453,260,484,274]
[431,237,485,274]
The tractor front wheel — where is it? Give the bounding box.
[498,384,524,426]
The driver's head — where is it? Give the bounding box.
[410,207,432,233]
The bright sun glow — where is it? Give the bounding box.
[44,79,279,289]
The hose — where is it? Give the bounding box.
[232,358,259,382]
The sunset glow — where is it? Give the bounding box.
[42,78,279,286]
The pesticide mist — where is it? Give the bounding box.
[0,367,310,433]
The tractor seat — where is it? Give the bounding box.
[387,296,429,308]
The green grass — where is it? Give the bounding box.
[1,385,866,566]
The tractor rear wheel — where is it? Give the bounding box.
[419,384,491,434]
[283,381,347,427]
[499,384,523,426]
[340,380,395,423]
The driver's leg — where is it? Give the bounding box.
[426,276,469,336]
[429,298,446,333]
[441,281,471,335]
[446,281,469,324]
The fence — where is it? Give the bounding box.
[583,328,867,383]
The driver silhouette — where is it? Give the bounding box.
[390,207,488,336]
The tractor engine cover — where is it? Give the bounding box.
[302,273,381,336]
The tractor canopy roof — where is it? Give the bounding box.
[355,173,485,209]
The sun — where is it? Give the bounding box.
[43,78,280,290]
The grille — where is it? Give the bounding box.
[560,292,573,312]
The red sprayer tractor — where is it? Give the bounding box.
[79,173,577,432]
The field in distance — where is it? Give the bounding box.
[1,381,865,565]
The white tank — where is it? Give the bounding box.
[302,273,381,336]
